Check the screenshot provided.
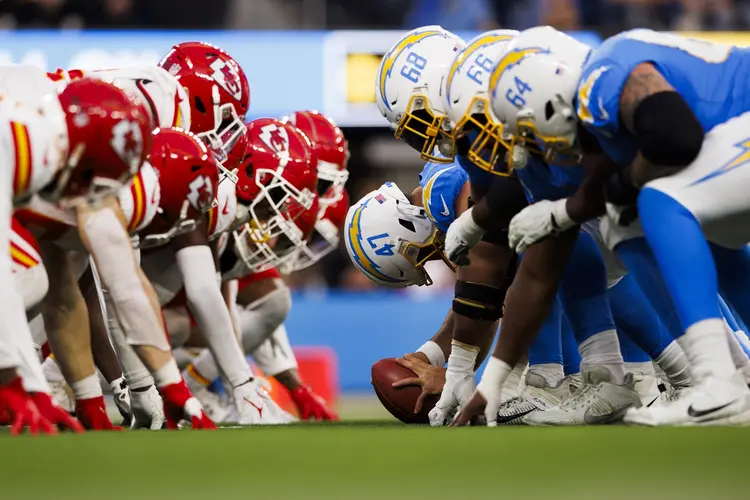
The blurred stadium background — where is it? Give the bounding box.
[6,0,750,414]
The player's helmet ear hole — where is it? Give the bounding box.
[398,218,416,232]
[545,101,555,121]
[194,96,206,114]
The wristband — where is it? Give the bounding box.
[416,341,446,367]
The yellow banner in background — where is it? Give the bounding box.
[347,53,382,104]
[678,32,750,47]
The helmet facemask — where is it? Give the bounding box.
[395,92,454,164]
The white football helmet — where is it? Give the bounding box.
[488,27,592,159]
[443,30,518,174]
[344,182,451,288]
[375,26,465,163]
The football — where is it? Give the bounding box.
[371,358,439,424]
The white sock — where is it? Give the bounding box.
[152,358,182,389]
[678,318,735,379]
[501,358,528,400]
[70,373,103,400]
[527,363,565,386]
[724,320,750,370]
[186,349,220,387]
[42,357,65,383]
[578,329,626,384]
[653,340,691,387]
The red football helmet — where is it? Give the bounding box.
[292,186,349,272]
[285,110,349,207]
[234,195,320,272]
[52,78,153,208]
[139,127,220,249]
[158,41,249,168]
[231,118,318,270]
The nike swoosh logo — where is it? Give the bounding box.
[687,402,733,419]
[439,195,450,217]
[646,395,659,408]
[222,200,230,215]
[243,397,264,417]
[495,407,535,424]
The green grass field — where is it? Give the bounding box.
[1,421,748,500]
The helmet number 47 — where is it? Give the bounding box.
[367,232,395,256]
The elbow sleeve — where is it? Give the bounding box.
[633,91,704,167]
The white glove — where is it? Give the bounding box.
[445,207,486,266]
[130,385,166,430]
[508,198,575,254]
[476,356,512,427]
[428,342,478,426]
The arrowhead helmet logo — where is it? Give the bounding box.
[258,124,291,167]
[209,59,242,101]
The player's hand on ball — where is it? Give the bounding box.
[428,367,476,426]
[508,199,574,254]
[451,390,487,427]
[445,208,486,266]
[391,354,446,414]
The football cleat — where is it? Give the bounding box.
[495,372,572,425]
[184,372,231,423]
[522,366,641,426]
[229,378,296,425]
[624,370,750,426]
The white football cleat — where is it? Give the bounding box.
[230,378,296,425]
[522,366,641,426]
[624,370,750,426]
[627,366,660,407]
[184,373,231,423]
[130,385,166,430]
[495,372,572,425]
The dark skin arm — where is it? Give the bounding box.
[618,63,678,188]
[453,227,579,425]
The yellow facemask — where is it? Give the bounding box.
[394,94,455,163]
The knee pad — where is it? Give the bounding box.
[13,264,49,312]
[452,280,507,321]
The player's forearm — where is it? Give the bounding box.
[472,176,527,232]
[565,154,619,222]
[177,246,251,387]
[490,231,577,366]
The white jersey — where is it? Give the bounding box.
[16,161,160,250]
[117,161,161,234]
[0,95,68,206]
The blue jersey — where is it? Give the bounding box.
[419,161,468,232]
[577,29,750,165]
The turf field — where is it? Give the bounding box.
[1,421,748,499]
